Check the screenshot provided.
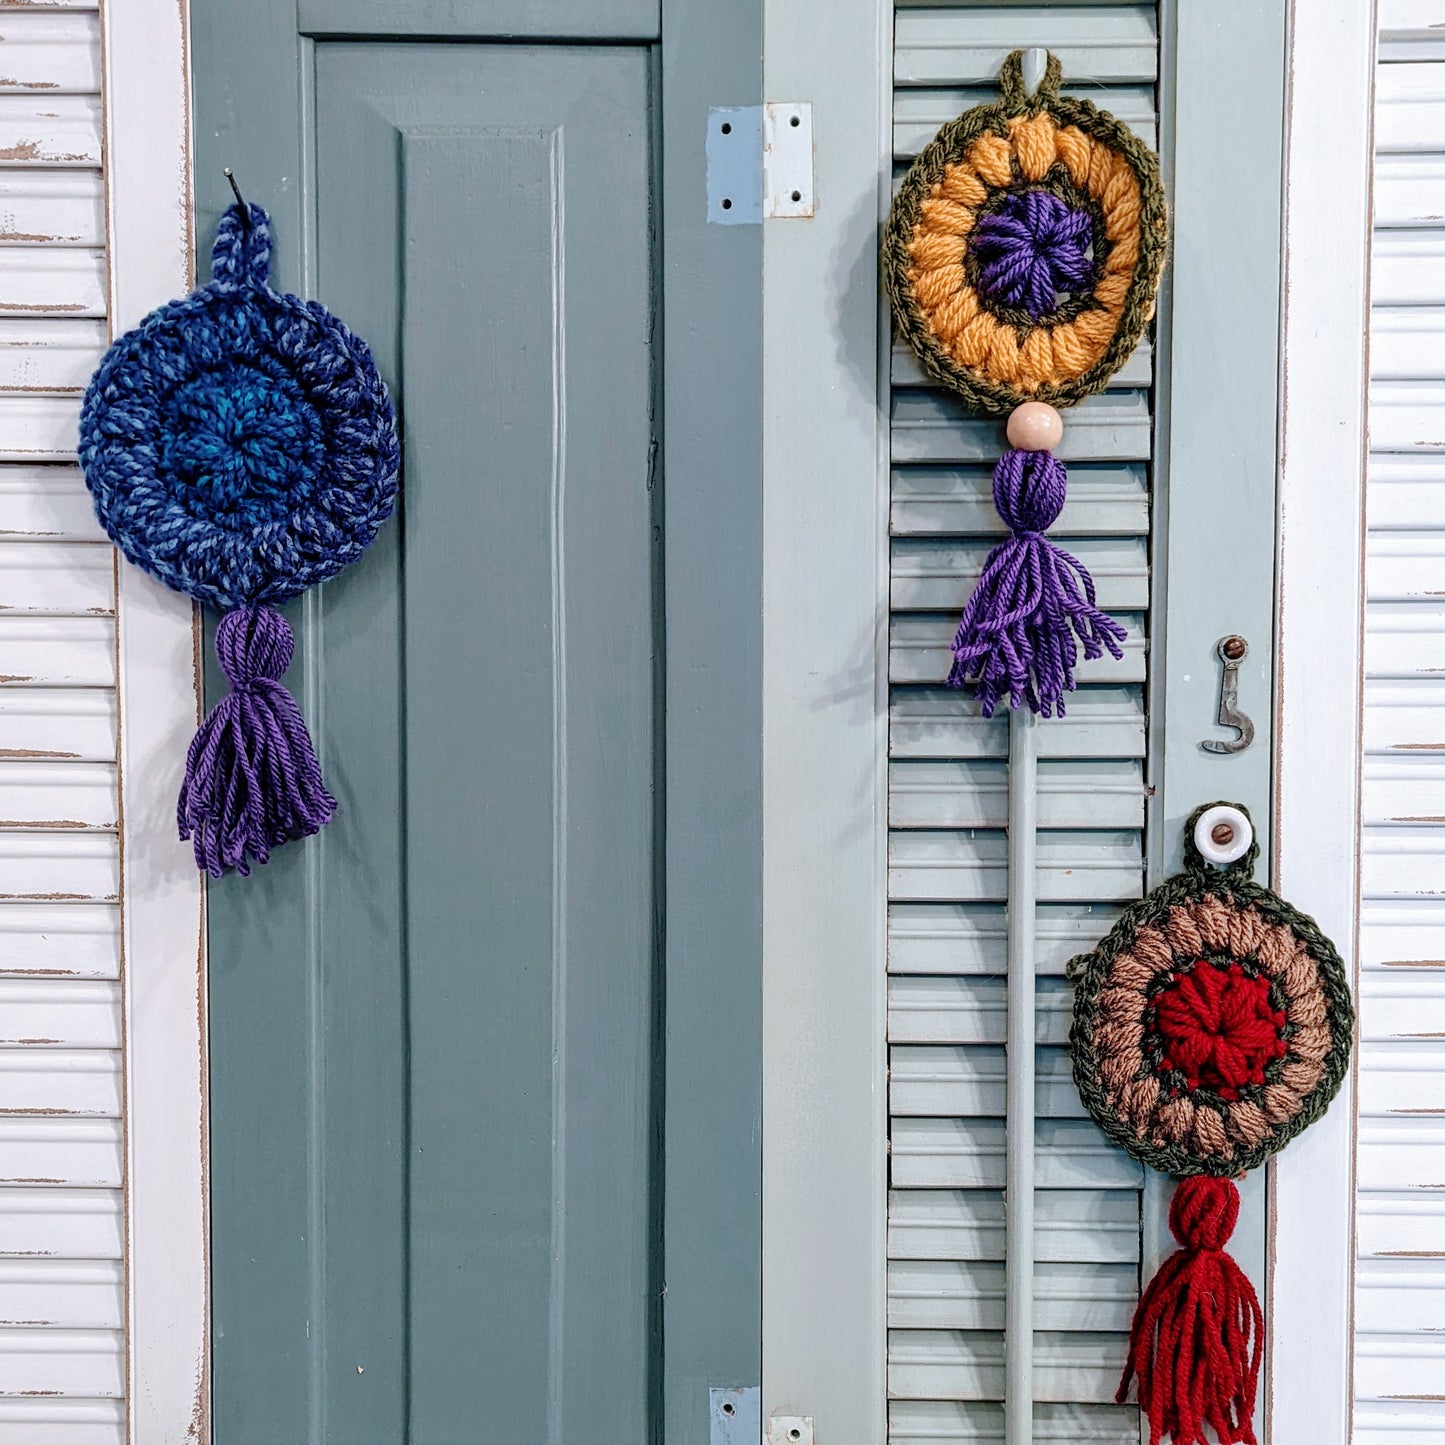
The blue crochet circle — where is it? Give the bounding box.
[78,203,399,612]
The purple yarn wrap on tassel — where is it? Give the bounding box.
[949,447,1126,718]
[178,605,336,877]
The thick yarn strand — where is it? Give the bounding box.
[1119,1177,1263,1445]
[949,447,1126,716]
[178,606,336,877]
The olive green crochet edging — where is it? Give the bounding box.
[1067,806,1354,1180]
[882,49,1170,418]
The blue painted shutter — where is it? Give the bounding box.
[886,10,1157,1436]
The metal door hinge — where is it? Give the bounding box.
[767,1414,815,1445]
[709,1386,760,1444]
[707,103,815,224]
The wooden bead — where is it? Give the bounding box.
[1006,401,1063,452]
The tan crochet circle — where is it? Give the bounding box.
[1070,876,1353,1178]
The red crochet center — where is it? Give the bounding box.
[1152,958,1287,1102]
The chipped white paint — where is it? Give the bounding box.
[0,0,205,1439]
[99,1,208,1442]
[0,0,128,1432]
[1270,5,1373,1443]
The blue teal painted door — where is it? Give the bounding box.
[197,30,668,1445]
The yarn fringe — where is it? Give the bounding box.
[948,447,1126,716]
[1119,1176,1263,1445]
[178,605,336,877]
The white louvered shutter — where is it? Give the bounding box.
[1356,4,1445,1438]
[0,4,125,1440]
[887,8,1157,1440]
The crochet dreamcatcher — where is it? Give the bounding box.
[884,47,1167,714]
[79,198,400,876]
[1071,804,1354,1445]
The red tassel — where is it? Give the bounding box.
[1118,1176,1263,1445]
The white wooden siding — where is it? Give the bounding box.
[886,7,1155,1439]
[1355,7,1445,1441]
[0,2,125,1438]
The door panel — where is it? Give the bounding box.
[208,44,655,1444]
[299,0,661,39]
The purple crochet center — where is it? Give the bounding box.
[968,187,1096,319]
[949,448,1127,717]
[178,605,336,877]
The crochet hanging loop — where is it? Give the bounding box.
[177,605,336,878]
[948,446,1126,717]
[1119,1176,1264,1445]
[209,197,272,288]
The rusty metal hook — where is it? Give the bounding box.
[1201,635,1254,755]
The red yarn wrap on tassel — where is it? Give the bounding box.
[1119,1176,1263,1445]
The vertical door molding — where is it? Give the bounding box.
[659,1,767,1441]
[99,0,209,1438]
[760,0,889,1435]
[1271,1,1374,1440]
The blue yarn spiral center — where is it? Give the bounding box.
[161,362,324,524]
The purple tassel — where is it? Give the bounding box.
[949,447,1126,718]
[178,605,336,877]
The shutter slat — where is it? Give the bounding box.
[888,829,1143,905]
[890,1119,1143,1190]
[0,1259,121,1329]
[0,467,106,543]
[888,1189,1140,1264]
[0,541,111,616]
[0,246,105,318]
[0,93,101,166]
[893,7,1158,86]
[891,464,1148,538]
[0,1187,120,1258]
[889,1397,1138,1445]
[0,12,102,94]
[890,614,1147,686]
[0,1119,121,1189]
[890,685,1145,761]
[892,538,1149,612]
[0,170,104,246]
[0,904,117,978]
[888,1259,1136,1332]
[0,832,117,901]
[1372,232,1445,307]
[0,1048,119,1115]
[890,1044,1088,1119]
[888,759,1145,830]
[0,319,109,394]
[0,616,114,687]
[888,902,1125,977]
[892,390,1152,464]
[892,338,1153,389]
[887,1328,1131,1404]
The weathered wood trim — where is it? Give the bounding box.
[1269,1,1375,1439]
[99,0,209,1437]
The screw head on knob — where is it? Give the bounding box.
[1006,401,1064,452]
[1193,804,1254,867]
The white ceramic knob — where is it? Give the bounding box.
[1006,401,1064,452]
[1193,804,1253,867]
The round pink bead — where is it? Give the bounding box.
[1005,401,1064,453]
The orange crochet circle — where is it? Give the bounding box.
[884,80,1168,416]
[905,116,1141,395]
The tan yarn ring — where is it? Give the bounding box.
[1069,803,1354,1178]
[884,50,1169,416]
